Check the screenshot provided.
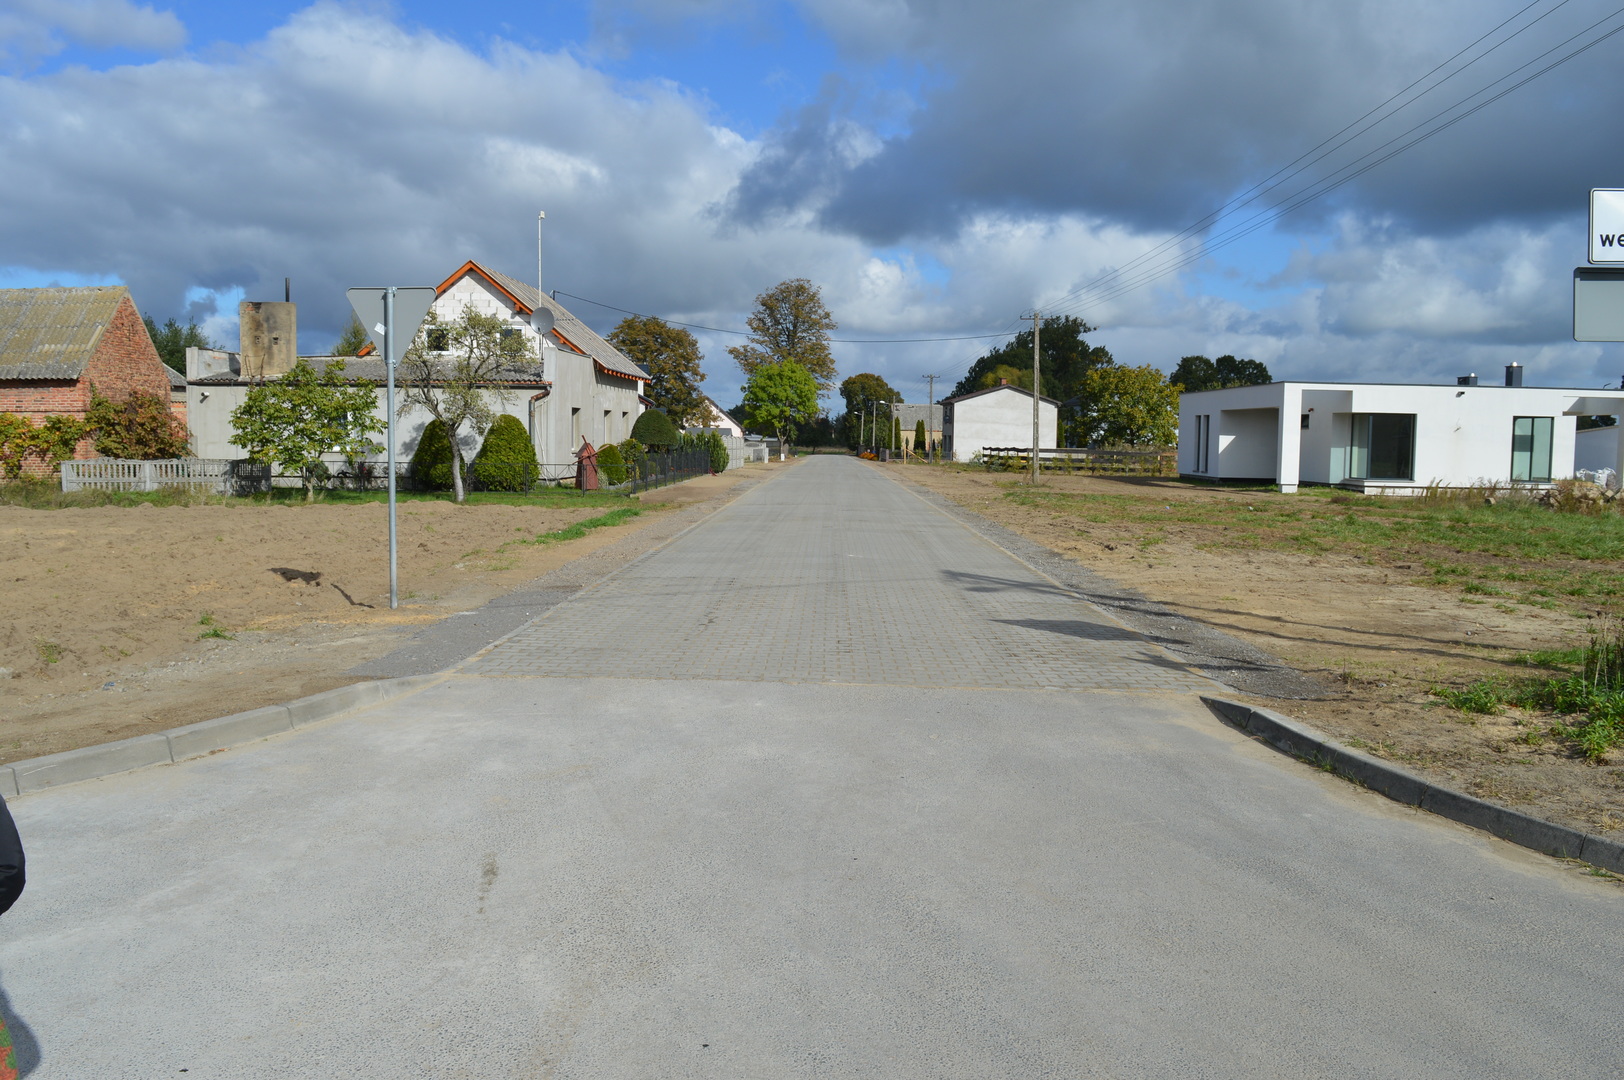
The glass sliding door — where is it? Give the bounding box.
[1510,416,1553,482]
[1348,413,1416,481]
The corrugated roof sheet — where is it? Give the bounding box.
[0,286,129,380]
[476,266,648,382]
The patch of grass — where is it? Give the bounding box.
[34,638,61,664]
[197,613,235,641]
[512,506,643,547]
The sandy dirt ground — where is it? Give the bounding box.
[898,463,1624,843]
[0,464,779,763]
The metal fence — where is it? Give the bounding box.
[981,447,1178,476]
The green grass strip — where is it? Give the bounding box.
[515,506,642,547]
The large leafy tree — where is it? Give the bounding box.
[951,316,1112,403]
[143,315,215,374]
[1170,354,1271,392]
[838,373,901,448]
[398,309,538,503]
[608,315,706,427]
[230,358,383,502]
[1076,364,1180,447]
[729,279,838,394]
[741,361,820,456]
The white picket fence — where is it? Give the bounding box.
[61,458,235,493]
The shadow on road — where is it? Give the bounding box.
[0,976,41,1075]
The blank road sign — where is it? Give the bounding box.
[1574,267,1624,341]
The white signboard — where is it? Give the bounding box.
[1590,189,1624,264]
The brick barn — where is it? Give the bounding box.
[0,286,181,471]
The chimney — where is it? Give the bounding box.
[999,378,1009,386]
[1456,374,1478,386]
[238,300,296,378]
[1504,363,1523,388]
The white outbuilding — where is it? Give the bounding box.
[940,383,1059,463]
[1177,368,1624,492]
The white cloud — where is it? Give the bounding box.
[0,0,184,67]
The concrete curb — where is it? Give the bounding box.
[1204,696,1624,876]
[3,675,445,797]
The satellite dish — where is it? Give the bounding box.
[531,307,555,335]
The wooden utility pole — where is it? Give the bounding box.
[1029,311,1041,484]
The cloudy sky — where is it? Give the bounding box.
[3,0,1623,405]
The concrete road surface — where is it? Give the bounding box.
[4,456,1620,1078]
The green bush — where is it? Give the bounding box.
[471,414,538,492]
[706,429,728,473]
[914,419,926,456]
[618,437,646,479]
[598,441,627,485]
[409,419,454,490]
[631,408,681,451]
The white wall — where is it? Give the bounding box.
[946,388,1057,462]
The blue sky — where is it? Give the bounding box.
[3,0,1623,405]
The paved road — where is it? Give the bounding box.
[4,456,1621,1078]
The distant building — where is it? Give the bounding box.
[685,394,744,438]
[0,286,177,473]
[940,383,1059,463]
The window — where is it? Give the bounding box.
[571,407,581,448]
[426,328,450,352]
[1192,414,1211,473]
[1349,413,1415,480]
[1301,413,1310,429]
[1510,416,1553,482]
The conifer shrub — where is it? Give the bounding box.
[598,441,627,485]
[631,408,680,451]
[913,419,926,457]
[471,414,538,492]
[409,419,454,490]
[706,429,729,473]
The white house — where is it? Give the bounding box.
[186,260,646,481]
[1178,371,1624,492]
[685,393,745,437]
[940,383,1059,463]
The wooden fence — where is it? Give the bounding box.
[980,447,1177,476]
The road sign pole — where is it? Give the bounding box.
[385,286,398,610]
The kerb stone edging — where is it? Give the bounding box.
[1,675,445,798]
[1205,696,1624,876]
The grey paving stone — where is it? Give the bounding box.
[464,457,1217,693]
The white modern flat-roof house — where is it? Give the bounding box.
[1178,368,1624,492]
[941,383,1059,463]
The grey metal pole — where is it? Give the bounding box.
[1030,310,1041,485]
[925,374,938,462]
[385,286,398,610]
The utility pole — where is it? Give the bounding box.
[924,374,939,463]
[1028,310,1041,484]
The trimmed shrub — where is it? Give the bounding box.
[618,437,646,479]
[598,441,627,485]
[706,429,728,473]
[471,414,538,492]
[631,408,681,451]
[913,419,926,457]
[891,416,902,452]
[409,418,454,490]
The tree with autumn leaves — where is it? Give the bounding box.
[608,315,707,428]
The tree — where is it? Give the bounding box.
[1170,354,1271,392]
[1076,364,1180,447]
[890,415,902,452]
[409,419,455,490]
[0,414,88,479]
[143,315,214,374]
[728,279,838,394]
[608,316,707,428]
[838,373,900,448]
[333,314,372,357]
[86,387,191,459]
[951,316,1112,403]
[914,418,927,457]
[741,361,820,455]
[630,409,681,452]
[397,309,537,504]
[230,357,383,502]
